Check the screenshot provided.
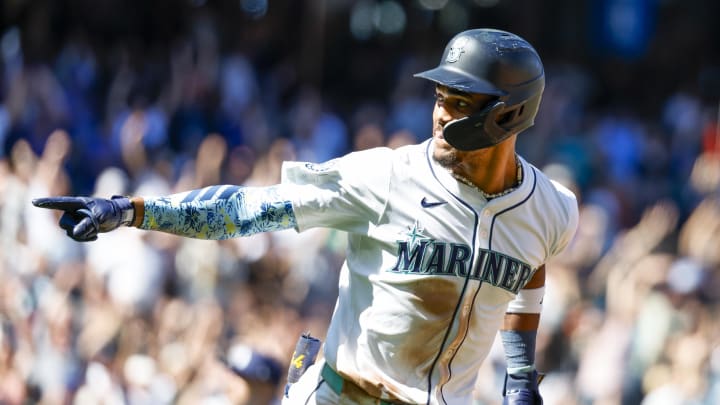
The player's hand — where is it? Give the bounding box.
[503,389,542,405]
[503,371,543,405]
[32,196,134,242]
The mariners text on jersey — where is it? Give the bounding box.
[390,240,534,294]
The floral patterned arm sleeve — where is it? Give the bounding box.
[138,184,297,239]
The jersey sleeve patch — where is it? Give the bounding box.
[281,160,342,186]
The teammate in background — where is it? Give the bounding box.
[34,29,578,405]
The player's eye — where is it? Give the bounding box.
[435,93,472,113]
[456,99,470,109]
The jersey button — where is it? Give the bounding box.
[480,230,488,239]
[483,210,492,217]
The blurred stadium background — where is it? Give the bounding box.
[0,0,719,404]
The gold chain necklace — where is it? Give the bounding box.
[451,155,523,200]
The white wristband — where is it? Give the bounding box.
[507,286,545,314]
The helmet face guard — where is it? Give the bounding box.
[441,100,507,151]
[414,29,545,151]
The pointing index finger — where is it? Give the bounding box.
[32,197,88,211]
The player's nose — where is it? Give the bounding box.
[434,105,453,128]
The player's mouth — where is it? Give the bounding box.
[433,130,455,150]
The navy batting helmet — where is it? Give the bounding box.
[414,28,545,151]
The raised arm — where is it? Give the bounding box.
[32,184,297,242]
[136,184,296,239]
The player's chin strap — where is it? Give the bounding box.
[442,100,514,151]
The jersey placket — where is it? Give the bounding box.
[434,204,493,398]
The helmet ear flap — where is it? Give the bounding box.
[498,104,524,126]
[500,93,543,134]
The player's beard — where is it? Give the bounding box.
[432,131,462,170]
[433,146,460,169]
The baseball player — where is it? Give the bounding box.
[34,29,578,404]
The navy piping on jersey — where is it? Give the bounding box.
[488,167,538,251]
[423,141,539,404]
[423,141,480,405]
[440,165,538,402]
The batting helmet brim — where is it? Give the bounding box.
[414,66,508,97]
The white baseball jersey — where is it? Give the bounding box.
[281,139,579,404]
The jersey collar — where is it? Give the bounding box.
[425,139,536,209]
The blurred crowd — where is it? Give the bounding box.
[0,1,719,404]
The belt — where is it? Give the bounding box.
[321,363,410,405]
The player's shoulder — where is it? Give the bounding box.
[346,145,398,161]
[522,160,581,257]
[281,142,425,185]
[524,159,579,217]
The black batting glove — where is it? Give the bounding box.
[32,196,134,242]
[503,370,543,405]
